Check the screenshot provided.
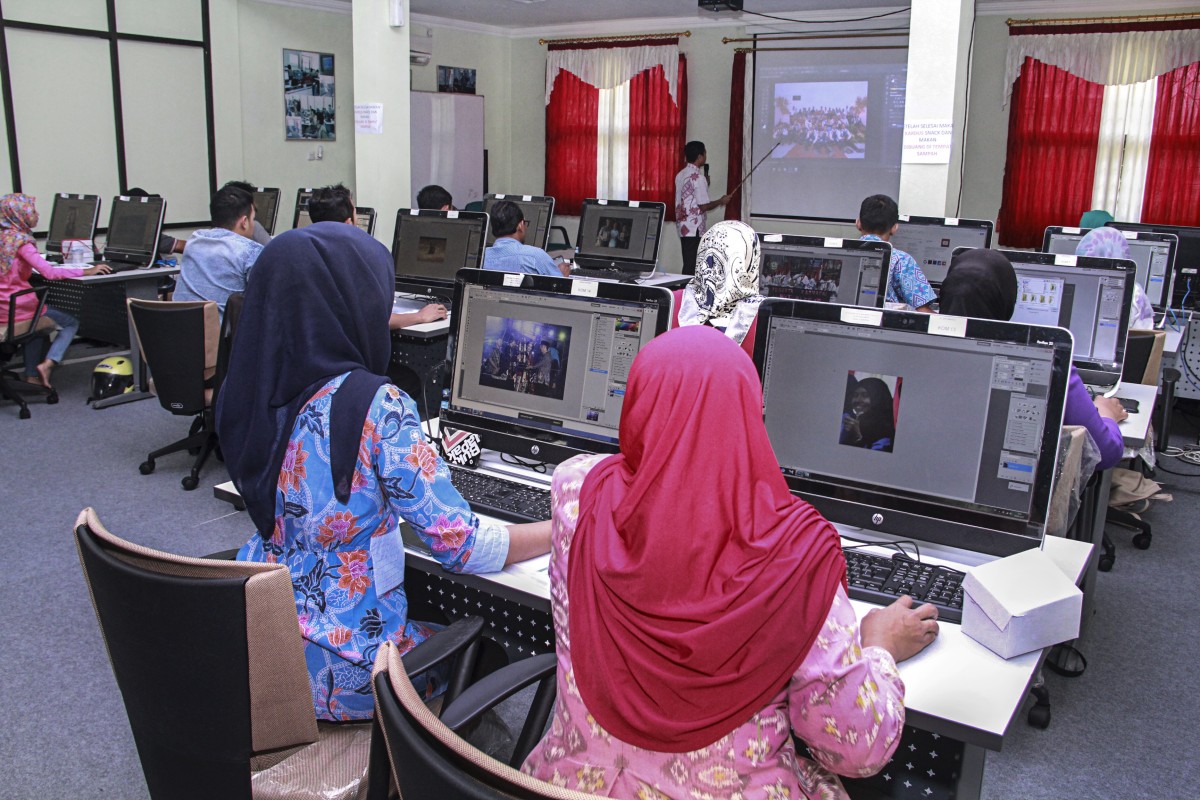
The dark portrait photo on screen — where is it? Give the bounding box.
[479,317,571,400]
[840,372,901,453]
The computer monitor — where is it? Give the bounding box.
[483,194,555,250]
[572,199,665,275]
[1043,226,1177,311]
[354,206,377,236]
[757,234,891,309]
[890,215,993,285]
[292,188,314,230]
[1107,221,1200,309]
[443,268,675,465]
[45,193,101,256]
[989,248,1135,389]
[103,195,166,264]
[752,299,1074,557]
[252,187,281,235]
[391,209,488,294]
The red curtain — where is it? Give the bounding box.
[724,50,747,222]
[1142,61,1200,227]
[628,55,687,219]
[544,69,600,217]
[996,58,1105,248]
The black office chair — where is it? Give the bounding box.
[0,286,59,418]
[128,299,220,490]
[369,640,562,800]
[546,225,572,252]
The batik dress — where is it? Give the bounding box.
[523,455,907,800]
[238,374,508,720]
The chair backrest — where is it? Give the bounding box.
[372,641,596,800]
[1,286,52,348]
[127,299,218,415]
[74,508,317,800]
[1122,330,1165,385]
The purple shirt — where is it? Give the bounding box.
[1065,368,1125,470]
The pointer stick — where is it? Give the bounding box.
[729,141,781,195]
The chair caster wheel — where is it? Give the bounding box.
[140,460,155,475]
[46,390,59,404]
[182,475,199,491]
[19,406,30,419]
[1028,704,1051,729]
[1133,532,1152,550]
[1098,554,1115,572]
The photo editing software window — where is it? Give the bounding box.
[107,201,160,254]
[295,191,313,228]
[576,204,662,262]
[1046,231,1173,307]
[394,216,485,280]
[1008,260,1126,364]
[48,195,99,246]
[759,241,885,307]
[760,317,1057,522]
[452,285,662,444]
[354,209,373,233]
[891,223,989,284]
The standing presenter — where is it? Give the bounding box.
[674,140,730,275]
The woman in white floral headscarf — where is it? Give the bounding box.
[673,219,763,357]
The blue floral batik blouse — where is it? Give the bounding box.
[238,373,508,720]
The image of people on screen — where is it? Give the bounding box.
[417,236,448,263]
[595,217,632,250]
[479,317,570,400]
[840,372,900,452]
[760,255,842,301]
[772,82,867,159]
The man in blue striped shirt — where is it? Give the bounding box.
[483,200,569,277]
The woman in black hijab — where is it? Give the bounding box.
[934,246,1127,470]
[217,222,550,720]
[840,376,896,452]
[938,248,1017,320]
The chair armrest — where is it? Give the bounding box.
[402,616,485,707]
[439,652,557,767]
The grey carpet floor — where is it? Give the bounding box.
[2,354,1198,798]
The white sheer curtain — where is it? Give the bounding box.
[1005,28,1200,106]
[545,44,680,105]
[595,83,630,200]
[1092,78,1158,222]
[738,55,754,221]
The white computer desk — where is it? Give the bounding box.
[1114,381,1157,448]
[64,265,181,408]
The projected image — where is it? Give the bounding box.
[760,255,843,301]
[840,371,901,453]
[479,317,572,399]
[417,237,448,263]
[594,217,632,250]
[772,81,868,159]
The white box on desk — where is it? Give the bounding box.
[961,548,1082,659]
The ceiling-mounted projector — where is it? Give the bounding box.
[699,0,743,11]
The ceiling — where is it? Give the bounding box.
[291,0,1200,34]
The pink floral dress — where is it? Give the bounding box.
[238,374,508,720]
[522,455,906,799]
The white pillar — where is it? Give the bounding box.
[352,0,410,243]
[898,0,974,216]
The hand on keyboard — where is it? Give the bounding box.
[860,594,940,663]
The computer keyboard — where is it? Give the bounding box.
[570,266,640,283]
[448,465,551,523]
[844,549,966,624]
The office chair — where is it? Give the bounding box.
[369,640,565,800]
[0,286,59,418]
[127,299,220,490]
[1098,329,1165,565]
[73,507,368,800]
[546,225,572,252]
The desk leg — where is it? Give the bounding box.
[92,276,160,409]
[956,744,985,800]
[1078,469,1112,640]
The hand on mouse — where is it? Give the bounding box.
[1093,396,1128,423]
[84,263,112,276]
[860,595,940,663]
